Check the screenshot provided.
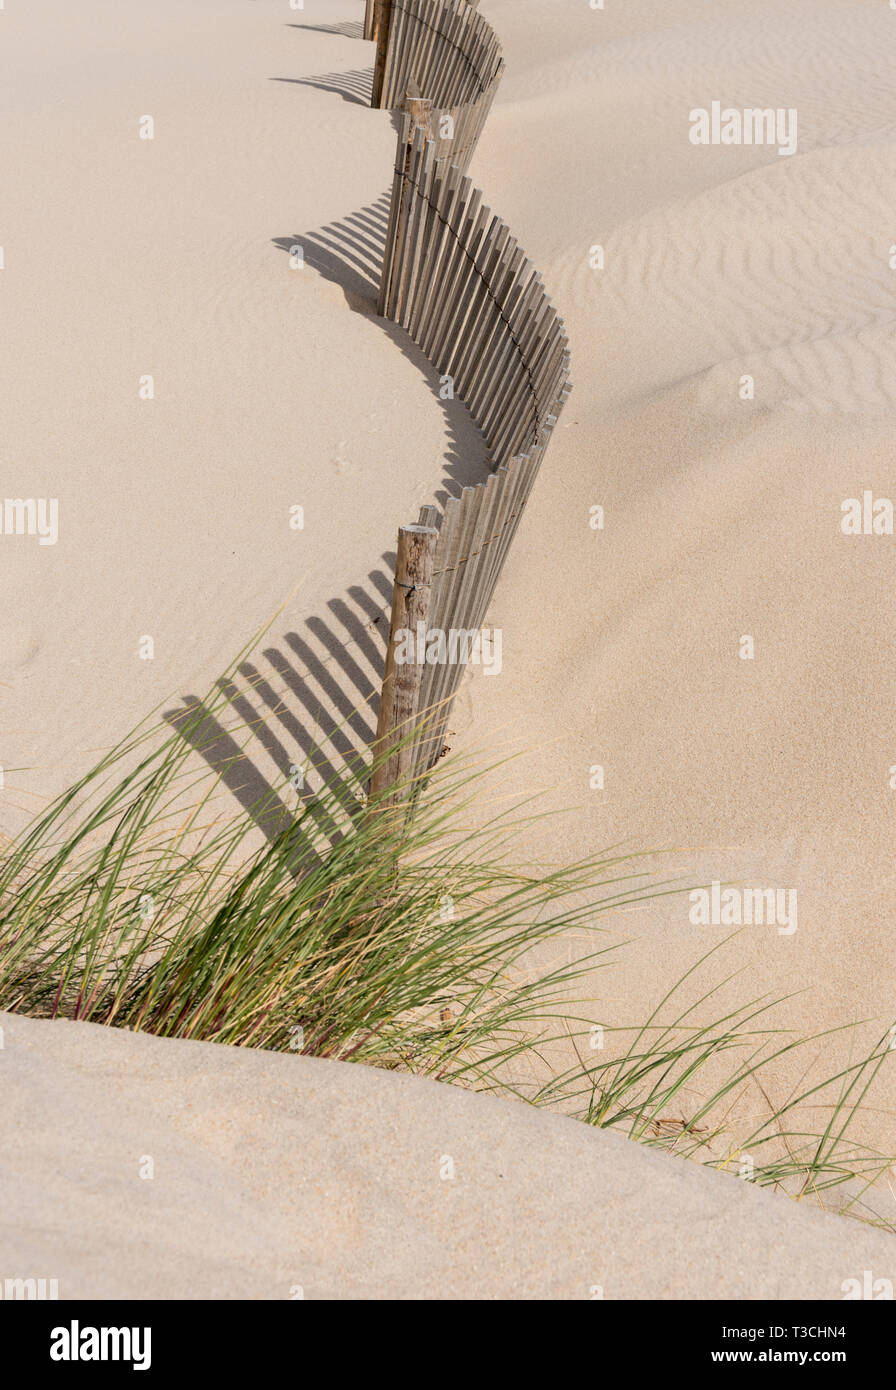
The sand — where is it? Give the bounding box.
[2,0,896,1291]
[458,0,896,1211]
[0,0,487,835]
[4,1009,896,1299]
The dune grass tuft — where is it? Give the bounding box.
[1,672,892,1224]
[0,682,663,1081]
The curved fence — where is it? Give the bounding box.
[367,0,501,171]
[356,2,571,800]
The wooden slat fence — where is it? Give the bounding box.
[371,0,501,173]
[369,112,571,798]
[347,2,571,803]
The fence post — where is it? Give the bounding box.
[371,0,393,107]
[368,523,438,806]
[364,0,378,43]
[379,89,434,317]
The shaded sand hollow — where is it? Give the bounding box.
[4,1010,895,1299]
[2,0,896,1288]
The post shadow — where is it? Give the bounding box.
[285,21,366,39]
[270,69,374,105]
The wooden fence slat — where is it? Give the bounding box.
[380,115,414,318]
[466,242,526,420]
[484,287,551,453]
[452,219,511,394]
[409,161,457,342]
[386,130,418,320]
[398,129,435,327]
[419,174,475,359]
[429,198,492,376]
[442,11,474,106]
[477,463,516,603]
[408,159,448,333]
[422,485,481,723]
[378,112,413,315]
[429,3,460,102]
[415,0,444,92]
[425,183,483,367]
[430,495,460,600]
[421,469,504,766]
[480,459,533,608]
[450,469,502,637]
[474,261,537,442]
[410,165,456,344]
[368,522,439,805]
[439,206,497,388]
[507,322,568,455]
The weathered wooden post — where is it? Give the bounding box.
[371,0,393,106]
[379,88,434,317]
[368,522,438,806]
[364,0,378,43]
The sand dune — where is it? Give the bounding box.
[0,0,484,836]
[583,145,896,410]
[3,0,896,1292]
[451,0,896,1217]
[5,1009,895,1299]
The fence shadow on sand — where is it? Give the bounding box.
[164,124,489,855]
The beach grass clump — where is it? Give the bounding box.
[0,682,660,1081]
[0,677,892,1221]
[529,939,895,1222]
